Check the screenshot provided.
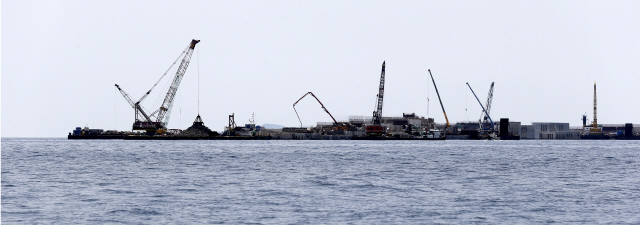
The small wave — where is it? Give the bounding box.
[130,208,162,215]
[2,210,41,215]
[86,219,126,224]
[350,183,378,189]
[151,194,171,198]
[175,188,197,192]
[308,179,337,186]
[102,189,135,194]
[107,209,128,214]
[467,175,495,180]
[257,189,296,197]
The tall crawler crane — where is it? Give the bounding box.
[466,82,495,131]
[479,82,494,129]
[366,61,387,135]
[116,39,200,133]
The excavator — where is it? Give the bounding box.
[116,39,200,134]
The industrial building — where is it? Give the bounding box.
[496,121,522,137]
[598,124,639,136]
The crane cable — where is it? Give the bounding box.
[198,43,200,115]
[465,85,468,121]
[140,45,191,119]
[179,86,182,129]
[427,72,429,118]
[294,106,303,127]
[114,86,117,130]
[141,46,189,103]
[149,71,175,117]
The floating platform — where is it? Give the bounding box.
[499,135,521,140]
[580,135,611,140]
[124,135,272,140]
[351,136,445,140]
[67,135,272,140]
[67,135,127,139]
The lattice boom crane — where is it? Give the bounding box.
[365,62,387,135]
[372,61,386,126]
[467,82,495,131]
[479,82,494,129]
[116,39,200,133]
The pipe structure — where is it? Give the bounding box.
[293,92,338,127]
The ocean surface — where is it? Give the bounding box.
[2,138,640,224]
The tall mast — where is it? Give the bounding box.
[593,82,597,129]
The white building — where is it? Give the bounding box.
[520,122,580,139]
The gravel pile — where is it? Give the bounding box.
[177,115,214,137]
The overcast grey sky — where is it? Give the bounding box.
[3,0,639,137]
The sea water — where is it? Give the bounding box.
[2,138,640,224]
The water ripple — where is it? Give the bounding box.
[2,138,640,224]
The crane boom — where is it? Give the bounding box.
[588,82,602,134]
[115,84,154,126]
[293,92,338,127]
[466,82,495,130]
[115,84,136,108]
[428,69,449,129]
[372,61,385,125]
[479,82,494,128]
[365,62,387,136]
[155,39,200,129]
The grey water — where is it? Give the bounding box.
[2,138,640,224]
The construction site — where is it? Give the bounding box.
[68,39,639,140]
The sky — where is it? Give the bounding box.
[2,0,639,137]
